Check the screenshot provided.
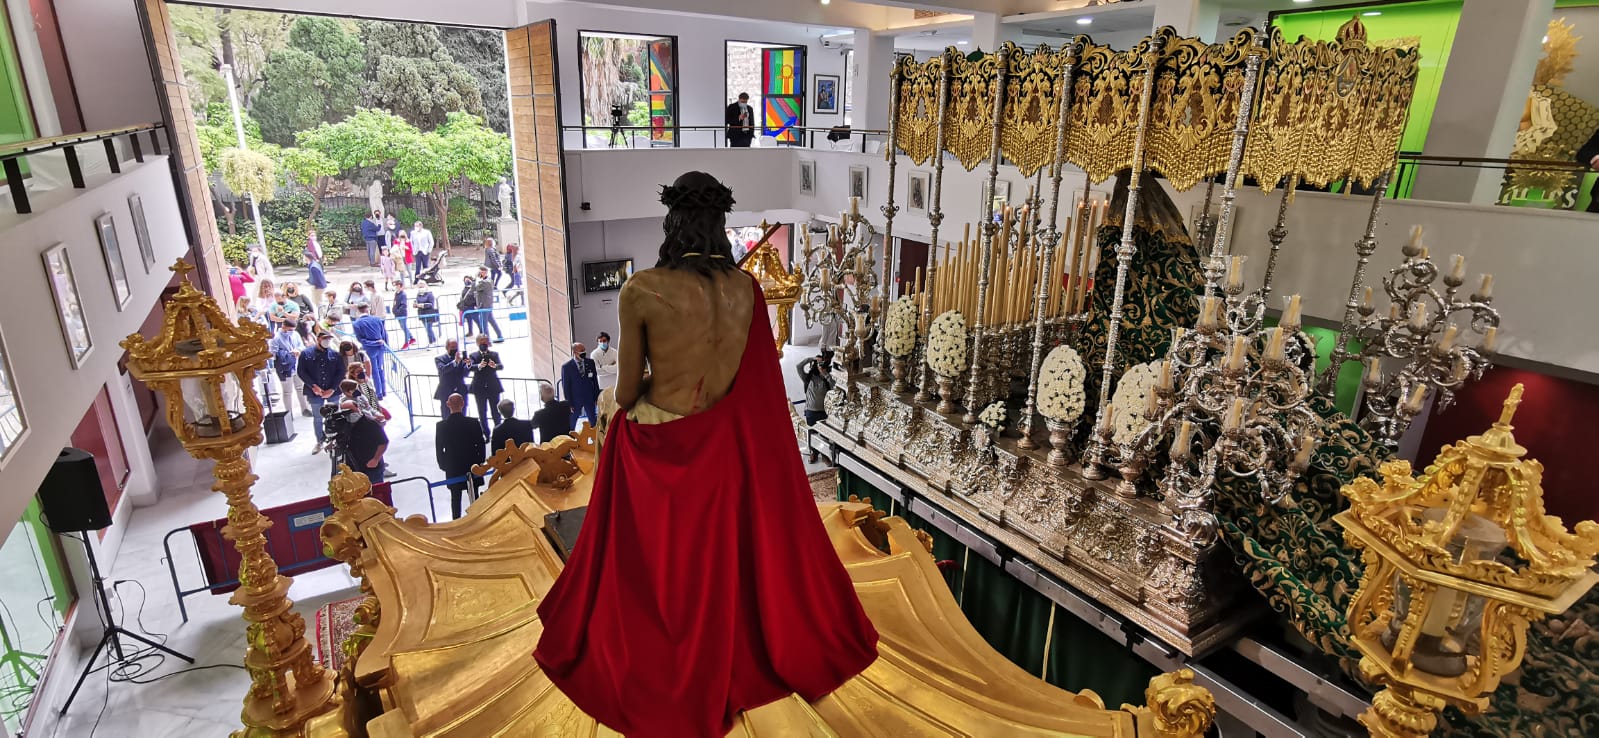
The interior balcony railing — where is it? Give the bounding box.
[564,124,889,153]
[1309,151,1594,211]
[0,123,168,215]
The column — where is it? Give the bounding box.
[851,30,896,134]
[1152,0,1220,42]
[971,12,1023,54]
[1410,0,1554,205]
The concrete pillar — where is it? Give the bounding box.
[851,30,896,134]
[971,12,1024,54]
[1411,0,1554,205]
[1152,0,1221,42]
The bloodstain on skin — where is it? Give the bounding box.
[690,377,706,413]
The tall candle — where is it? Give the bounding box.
[1223,397,1245,431]
[1482,326,1498,353]
[850,197,859,218]
[1361,286,1373,312]
[1227,255,1245,292]
[1198,296,1218,330]
[1404,384,1427,414]
[1452,355,1468,382]
[1449,254,1466,283]
[1145,392,1159,421]
[1293,431,1316,468]
[1266,327,1285,362]
[1365,356,1381,383]
[1171,420,1194,460]
[1282,294,1303,328]
[1388,303,1402,322]
[1159,359,1173,391]
[1478,273,1494,300]
[1409,302,1428,331]
[1408,225,1424,251]
[1228,335,1248,372]
[1437,324,1459,352]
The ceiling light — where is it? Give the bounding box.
[1076,16,1093,25]
[820,0,829,5]
[1363,10,1381,16]
[1293,0,1313,4]
[957,40,969,45]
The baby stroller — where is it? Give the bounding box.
[418,251,448,285]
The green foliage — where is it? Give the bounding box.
[260,190,314,227]
[222,224,349,267]
[392,112,511,197]
[627,100,650,128]
[219,148,278,202]
[255,17,365,144]
[295,108,415,173]
[278,146,339,189]
[439,27,509,133]
[315,205,368,245]
[197,103,268,172]
[446,196,477,241]
[359,22,483,131]
[397,207,420,228]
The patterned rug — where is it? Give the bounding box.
[809,468,839,504]
[314,595,363,672]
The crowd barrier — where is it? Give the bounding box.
[398,372,555,436]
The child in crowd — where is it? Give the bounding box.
[379,247,397,285]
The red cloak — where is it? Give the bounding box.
[533,281,879,736]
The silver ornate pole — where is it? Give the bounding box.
[1019,40,1080,450]
[1084,31,1167,479]
[918,52,954,404]
[875,63,904,381]
[963,43,1012,424]
[1258,175,1296,300]
[1202,46,1262,301]
[1318,169,1392,396]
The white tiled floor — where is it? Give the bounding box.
[26,334,827,737]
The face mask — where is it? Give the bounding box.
[578,352,587,359]
[319,339,333,349]
[597,342,609,350]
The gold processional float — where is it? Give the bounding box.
[113,16,1599,738]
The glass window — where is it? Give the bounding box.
[578,31,678,148]
[726,42,807,146]
[0,501,74,733]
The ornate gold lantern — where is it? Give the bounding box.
[122,261,335,736]
[1336,384,1599,738]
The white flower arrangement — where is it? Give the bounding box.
[1110,360,1163,446]
[884,296,919,358]
[979,401,1008,432]
[1037,345,1087,424]
[926,310,968,378]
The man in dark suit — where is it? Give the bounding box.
[561,342,602,430]
[469,334,505,436]
[1578,127,1599,213]
[342,399,389,484]
[490,398,536,452]
[725,92,755,148]
[434,393,486,519]
[531,383,573,444]
[434,339,471,418]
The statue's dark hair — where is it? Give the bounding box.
[657,171,737,277]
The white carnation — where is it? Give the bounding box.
[1037,345,1087,423]
[979,401,1008,431]
[926,310,968,378]
[884,296,918,357]
[1110,360,1162,446]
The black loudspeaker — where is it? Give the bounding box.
[38,447,112,533]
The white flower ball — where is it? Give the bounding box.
[926,310,968,378]
[884,296,919,358]
[1110,360,1162,446]
[979,401,1008,431]
[1037,345,1087,424]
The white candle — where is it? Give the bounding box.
[1365,356,1381,382]
[1452,355,1468,382]
[1145,392,1159,421]
[1229,335,1248,372]
[855,311,867,334]
[1171,420,1194,460]
[1404,385,1428,414]
[1437,324,1459,352]
[1227,255,1245,291]
[1361,286,1373,312]
[1478,273,1494,300]
[1408,225,1424,250]
[1266,328,1285,362]
[1482,326,1498,353]
[1389,303,1401,322]
[850,197,859,218]
[1159,359,1173,391]
[1449,254,1466,283]
[1409,303,1428,331]
[1198,296,1218,330]
[1282,294,1302,329]
[1294,431,1315,468]
[1223,397,1245,431]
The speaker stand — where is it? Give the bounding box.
[58,531,194,715]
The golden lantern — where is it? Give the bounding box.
[122,261,335,736]
[1335,383,1599,738]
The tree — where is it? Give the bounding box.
[358,22,483,131]
[439,27,509,133]
[391,112,511,249]
[580,36,647,127]
[255,17,365,144]
[218,148,277,203]
[278,146,340,223]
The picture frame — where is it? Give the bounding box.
[799,159,816,196]
[0,320,28,468]
[128,194,156,272]
[981,179,1013,222]
[848,165,868,202]
[813,74,840,114]
[95,212,130,310]
[42,244,92,368]
[906,171,931,214]
[583,259,633,293]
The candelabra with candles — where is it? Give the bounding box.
[1083,259,1321,543]
[1349,226,1499,450]
[798,197,882,374]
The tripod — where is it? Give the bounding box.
[59,530,193,715]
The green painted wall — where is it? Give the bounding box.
[0,8,34,146]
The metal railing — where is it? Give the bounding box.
[1387,152,1591,210]
[0,123,168,214]
[398,372,554,436]
[564,124,888,152]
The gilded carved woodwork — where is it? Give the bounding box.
[1064,34,1162,185]
[943,50,999,171]
[1243,19,1420,191]
[1000,43,1068,178]
[895,55,943,166]
[1145,29,1259,191]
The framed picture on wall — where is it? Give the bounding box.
[848,165,868,202]
[907,171,930,214]
[42,244,92,368]
[583,259,633,293]
[128,194,156,272]
[94,213,131,310]
[799,160,816,196]
[813,74,840,114]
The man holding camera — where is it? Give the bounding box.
[297,331,344,453]
[725,92,755,148]
[338,397,389,484]
[470,334,505,436]
[435,393,486,519]
[434,339,471,419]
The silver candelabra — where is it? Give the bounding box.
[798,202,882,372]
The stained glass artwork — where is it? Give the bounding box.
[764,97,801,143]
[650,94,673,142]
[762,47,801,96]
[648,39,676,143]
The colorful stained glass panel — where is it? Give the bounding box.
[764,97,801,144]
[761,47,801,96]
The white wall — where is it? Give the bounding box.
[52,0,162,130]
[0,157,190,539]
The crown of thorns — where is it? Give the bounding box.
[660,182,736,212]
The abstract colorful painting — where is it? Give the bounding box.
[761,47,801,96]
[764,97,801,144]
[650,94,672,142]
[648,39,676,142]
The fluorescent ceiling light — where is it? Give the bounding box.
[1076,16,1093,25]
[957,40,969,45]
[1363,11,1381,16]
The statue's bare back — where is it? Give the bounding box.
[615,266,755,417]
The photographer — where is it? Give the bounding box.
[725,93,754,147]
[434,339,471,418]
[337,397,389,484]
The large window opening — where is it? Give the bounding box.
[579,31,678,149]
[725,41,806,146]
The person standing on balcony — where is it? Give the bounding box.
[352,303,391,400]
[1578,128,1599,213]
[726,92,755,148]
[361,210,385,267]
[412,221,435,278]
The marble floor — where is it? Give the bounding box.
[27,333,826,737]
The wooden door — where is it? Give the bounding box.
[506,20,573,381]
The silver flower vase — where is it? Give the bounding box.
[1045,419,1074,467]
[936,374,958,415]
[891,356,909,394]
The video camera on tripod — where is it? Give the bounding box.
[609,103,627,147]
